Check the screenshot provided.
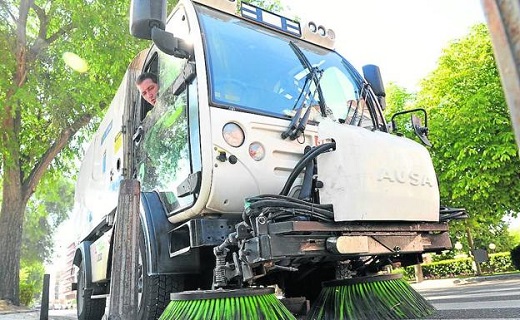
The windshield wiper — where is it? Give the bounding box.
[281,41,326,140]
[281,70,313,139]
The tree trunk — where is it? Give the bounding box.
[465,220,482,276]
[0,165,27,305]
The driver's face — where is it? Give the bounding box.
[137,78,158,106]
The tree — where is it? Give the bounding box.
[383,82,418,139]
[244,0,283,13]
[16,173,75,306]
[384,82,415,116]
[0,0,144,304]
[416,24,520,250]
[22,173,74,265]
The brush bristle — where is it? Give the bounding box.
[307,274,435,320]
[159,288,296,320]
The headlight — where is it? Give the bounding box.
[248,142,265,161]
[222,122,245,147]
[308,22,317,33]
[317,25,326,36]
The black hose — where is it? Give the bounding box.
[244,194,335,224]
[249,199,334,218]
[280,142,335,196]
[247,194,333,210]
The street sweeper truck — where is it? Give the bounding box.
[71,0,467,319]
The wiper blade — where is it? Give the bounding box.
[281,41,326,140]
[281,73,313,139]
[289,42,326,113]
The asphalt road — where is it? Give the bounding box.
[411,273,520,319]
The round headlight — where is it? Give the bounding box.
[317,25,326,37]
[327,29,336,40]
[222,122,245,147]
[308,22,317,33]
[249,142,265,161]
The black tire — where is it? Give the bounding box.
[137,227,185,320]
[77,261,106,320]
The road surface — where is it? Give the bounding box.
[1,273,519,319]
[411,274,520,319]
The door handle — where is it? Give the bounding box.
[133,126,144,146]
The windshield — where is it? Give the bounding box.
[197,5,381,129]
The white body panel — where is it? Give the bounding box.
[317,120,439,221]
[73,75,128,241]
[205,108,319,214]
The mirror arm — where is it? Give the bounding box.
[151,27,193,59]
[390,108,428,126]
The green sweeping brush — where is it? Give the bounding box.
[306,274,435,320]
[159,287,296,320]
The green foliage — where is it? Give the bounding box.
[481,252,515,273]
[402,252,515,280]
[244,0,284,12]
[396,266,415,281]
[19,281,36,307]
[425,258,475,278]
[509,225,520,244]
[383,82,419,140]
[19,260,45,306]
[412,24,520,254]
[23,173,74,265]
[384,82,416,116]
[416,24,520,222]
[448,219,517,257]
[1,0,145,171]
[511,244,520,270]
[0,0,148,304]
[429,250,456,262]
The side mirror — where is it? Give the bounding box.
[390,108,431,147]
[130,0,167,40]
[411,114,431,147]
[362,64,386,110]
[151,27,193,59]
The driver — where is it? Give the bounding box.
[136,72,159,106]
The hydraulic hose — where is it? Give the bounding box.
[279,142,335,196]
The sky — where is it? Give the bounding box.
[282,0,487,91]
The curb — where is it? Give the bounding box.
[453,272,520,284]
[0,309,36,315]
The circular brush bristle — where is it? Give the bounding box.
[159,288,296,320]
[307,274,435,320]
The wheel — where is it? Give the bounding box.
[137,226,185,320]
[76,261,106,320]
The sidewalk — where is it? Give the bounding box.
[410,272,520,290]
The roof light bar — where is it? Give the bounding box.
[241,2,301,37]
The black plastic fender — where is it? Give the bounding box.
[72,241,94,289]
[140,191,200,275]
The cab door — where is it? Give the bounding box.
[132,6,200,216]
